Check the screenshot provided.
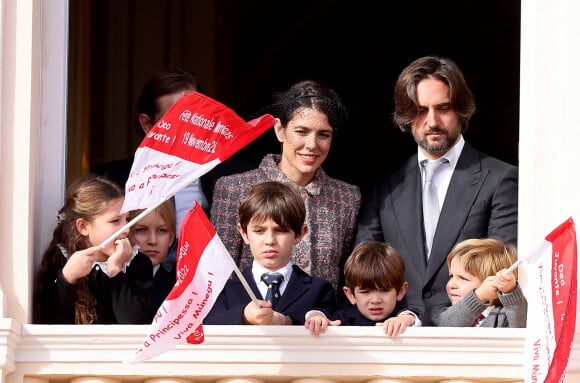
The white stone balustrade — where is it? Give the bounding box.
[0,319,577,383]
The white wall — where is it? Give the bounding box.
[35,0,69,270]
[0,0,41,322]
[0,0,68,322]
[519,0,580,359]
[519,0,580,249]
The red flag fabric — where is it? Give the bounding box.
[524,217,577,383]
[121,92,274,213]
[124,202,235,364]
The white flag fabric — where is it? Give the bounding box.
[124,203,235,364]
[524,217,577,383]
[121,92,274,213]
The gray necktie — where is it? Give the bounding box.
[422,158,448,258]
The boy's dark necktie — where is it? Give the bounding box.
[261,272,284,309]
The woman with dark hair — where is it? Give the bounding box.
[211,80,360,291]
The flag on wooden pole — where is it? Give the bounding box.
[121,91,274,213]
[100,92,273,248]
[124,202,235,364]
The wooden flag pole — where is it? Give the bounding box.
[231,264,261,307]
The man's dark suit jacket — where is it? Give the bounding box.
[331,302,421,326]
[355,142,518,323]
[204,265,337,325]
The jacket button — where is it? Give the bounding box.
[423,291,432,299]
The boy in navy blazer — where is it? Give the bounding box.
[306,241,421,336]
[204,181,336,325]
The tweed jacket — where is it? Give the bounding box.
[210,154,361,291]
[432,284,527,328]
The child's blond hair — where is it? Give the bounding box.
[128,199,176,237]
[447,238,517,305]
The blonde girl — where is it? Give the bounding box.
[129,200,176,321]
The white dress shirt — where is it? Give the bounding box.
[475,305,494,327]
[174,179,209,234]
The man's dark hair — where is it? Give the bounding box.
[393,56,476,133]
[136,69,199,121]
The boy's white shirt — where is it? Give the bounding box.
[251,260,293,299]
[474,305,494,327]
[174,179,208,234]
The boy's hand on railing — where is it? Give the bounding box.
[272,311,292,325]
[305,313,340,337]
[379,314,415,338]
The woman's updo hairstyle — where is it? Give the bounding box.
[270,80,348,133]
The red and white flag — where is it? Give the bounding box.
[125,202,235,364]
[121,92,274,213]
[524,217,577,383]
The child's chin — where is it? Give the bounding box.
[366,313,388,322]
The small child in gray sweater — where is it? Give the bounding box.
[433,238,527,328]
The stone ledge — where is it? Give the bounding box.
[0,319,577,382]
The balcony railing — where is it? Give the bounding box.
[1,318,579,383]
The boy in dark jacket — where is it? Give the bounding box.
[306,241,421,336]
[205,181,336,325]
